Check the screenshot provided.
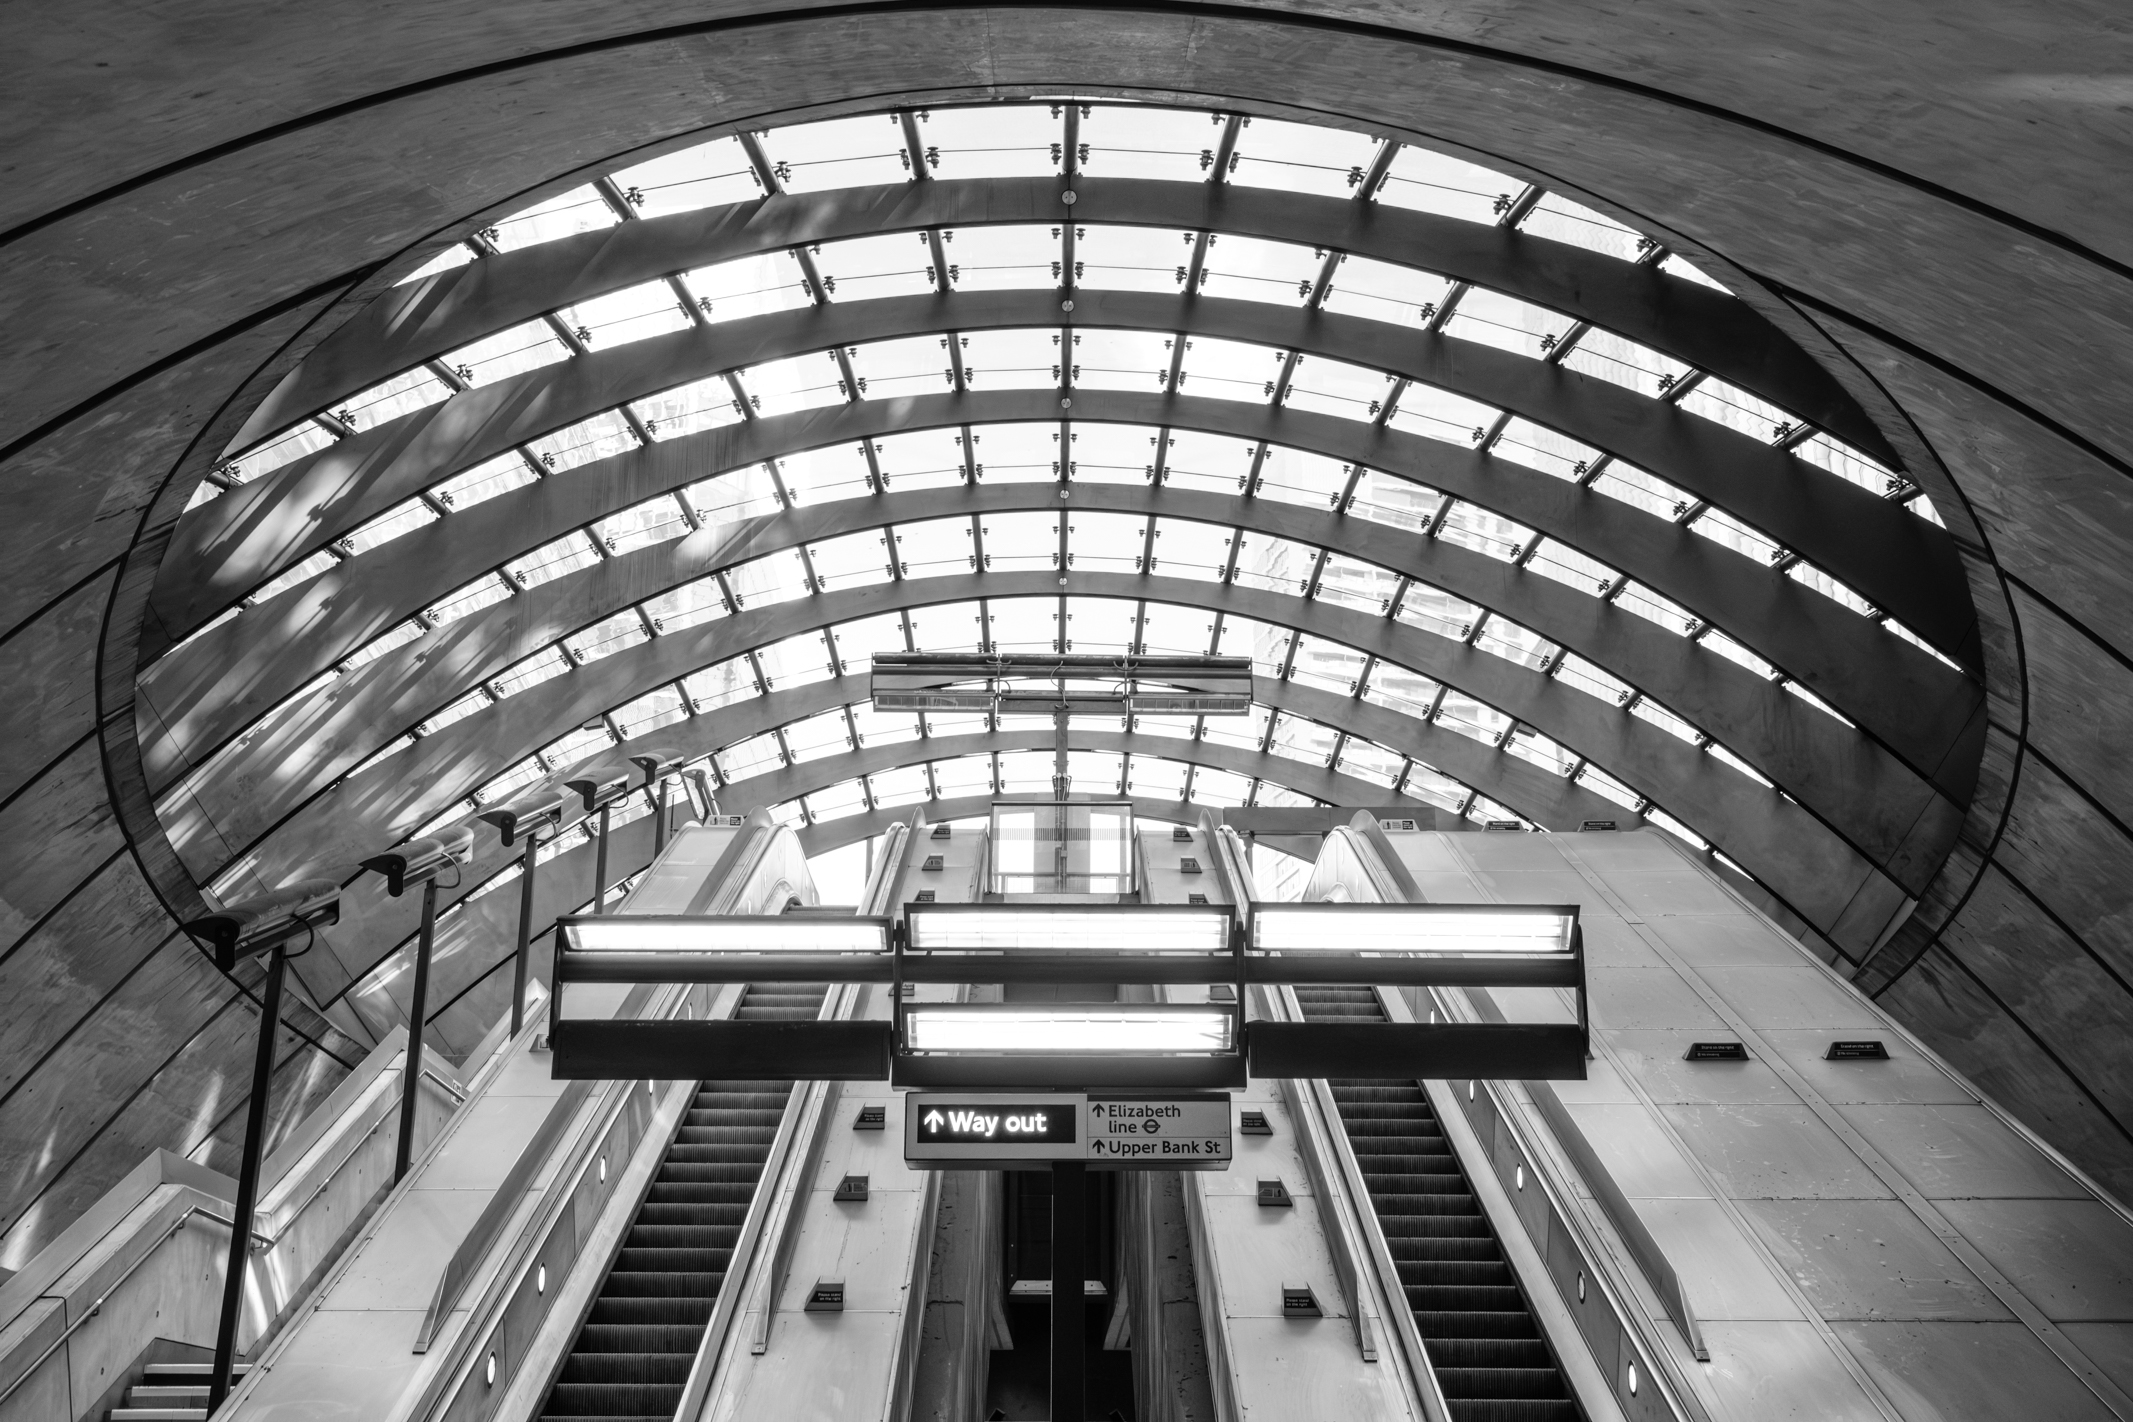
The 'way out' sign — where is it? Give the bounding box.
[905,1092,1233,1169]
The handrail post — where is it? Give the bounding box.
[209,943,286,1413]
[394,877,440,1182]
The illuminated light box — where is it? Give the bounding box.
[1250,904,1575,955]
[559,915,890,955]
[903,1005,1236,1055]
[906,906,1233,954]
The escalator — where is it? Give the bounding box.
[1293,986,1580,1422]
[539,983,828,1422]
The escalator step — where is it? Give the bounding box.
[1296,989,1583,1420]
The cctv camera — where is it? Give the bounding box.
[184,879,342,971]
[477,791,568,846]
[564,774,630,813]
[628,750,686,788]
[361,824,476,897]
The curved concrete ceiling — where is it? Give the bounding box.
[3,1,2129,1269]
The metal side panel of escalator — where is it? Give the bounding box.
[1294,986,1582,1422]
[537,984,828,1422]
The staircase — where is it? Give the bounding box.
[1294,985,1581,1422]
[538,983,826,1422]
[106,1362,247,1420]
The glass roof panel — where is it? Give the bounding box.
[1283,355,1395,423]
[341,367,452,431]
[1517,193,1646,262]
[1443,288,1576,359]
[932,755,994,796]
[1320,254,1454,328]
[971,422,1059,483]
[1075,224,1190,293]
[1269,711,1338,765]
[1138,603,1211,655]
[1614,582,1698,637]
[1064,597,1138,651]
[815,232,936,301]
[868,763,929,806]
[1396,584,1483,641]
[1527,539,1617,596]
[962,328,1063,390]
[945,224,1060,291]
[444,319,571,386]
[1376,147,1516,225]
[1069,512,1147,574]
[1555,653,1633,707]
[1348,469,1441,533]
[1190,766,1252,807]
[907,601,981,651]
[1231,533,1314,595]
[726,548,810,609]
[1387,384,1500,447]
[558,280,694,351]
[249,549,338,605]
[1559,328,1691,397]
[1254,447,1347,508]
[1787,561,1876,617]
[761,113,911,192]
[681,251,812,323]
[643,576,727,635]
[595,495,690,556]
[396,243,475,288]
[1589,463,1690,521]
[341,620,423,672]
[1065,423,1152,485]
[783,707,853,761]
[1659,253,1727,290]
[1256,781,1321,809]
[1132,714,1197,741]
[564,611,648,665]
[1162,429,1255,496]
[1794,433,1905,500]
[228,418,337,478]
[1316,553,1396,615]
[434,453,537,510]
[1214,617,1289,676]
[1438,501,1532,560]
[1199,233,1319,305]
[853,705,921,746]
[608,136,760,217]
[1701,629,1778,679]
[1148,518,1231,580]
[489,186,618,252]
[849,334,952,399]
[979,511,1060,572]
[682,656,756,711]
[873,427,967,491]
[808,529,894,590]
[1689,505,1785,564]
[1229,117,1379,198]
[807,780,869,821]
[920,104,1063,180]
[1202,704,1271,752]
[926,710,991,738]
[894,516,976,579]
[1126,755,1189,799]
[685,465,782,531]
[1177,335,1280,404]
[1289,635,1364,694]
[1405,763,1469,813]
[1631,696,1702,744]
[756,630,836,690]
[1676,378,1794,442]
[1474,618,1555,670]
[1337,738,1403,787]
[425,574,513,629]
[505,532,600,590]
[1067,750,1126,797]
[717,731,785,782]
[739,352,844,418]
[1363,663,1441,719]
[1069,329,1170,391]
[416,689,489,738]
[1079,105,1220,184]
[635,373,745,440]
[831,613,908,668]
[527,409,638,473]
[775,444,871,506]
[997,751,1053,793]
[341,499,438,557]
[1436,692,1512,746]
[1493,419,1600,481]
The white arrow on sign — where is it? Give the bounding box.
[924,1110,945,1130]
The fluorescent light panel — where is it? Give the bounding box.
[563,916,889,954]
[1251,905,1572,954]
[904,1005,1235,1054]
[906,908,1232,953]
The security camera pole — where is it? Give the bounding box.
[478,793,567,1037]
[181,880,343,1414]
[629,750,685,856]
[361,826,474,1181]
[566,773,631,914]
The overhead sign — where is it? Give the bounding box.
[905,1092,1233,1169]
